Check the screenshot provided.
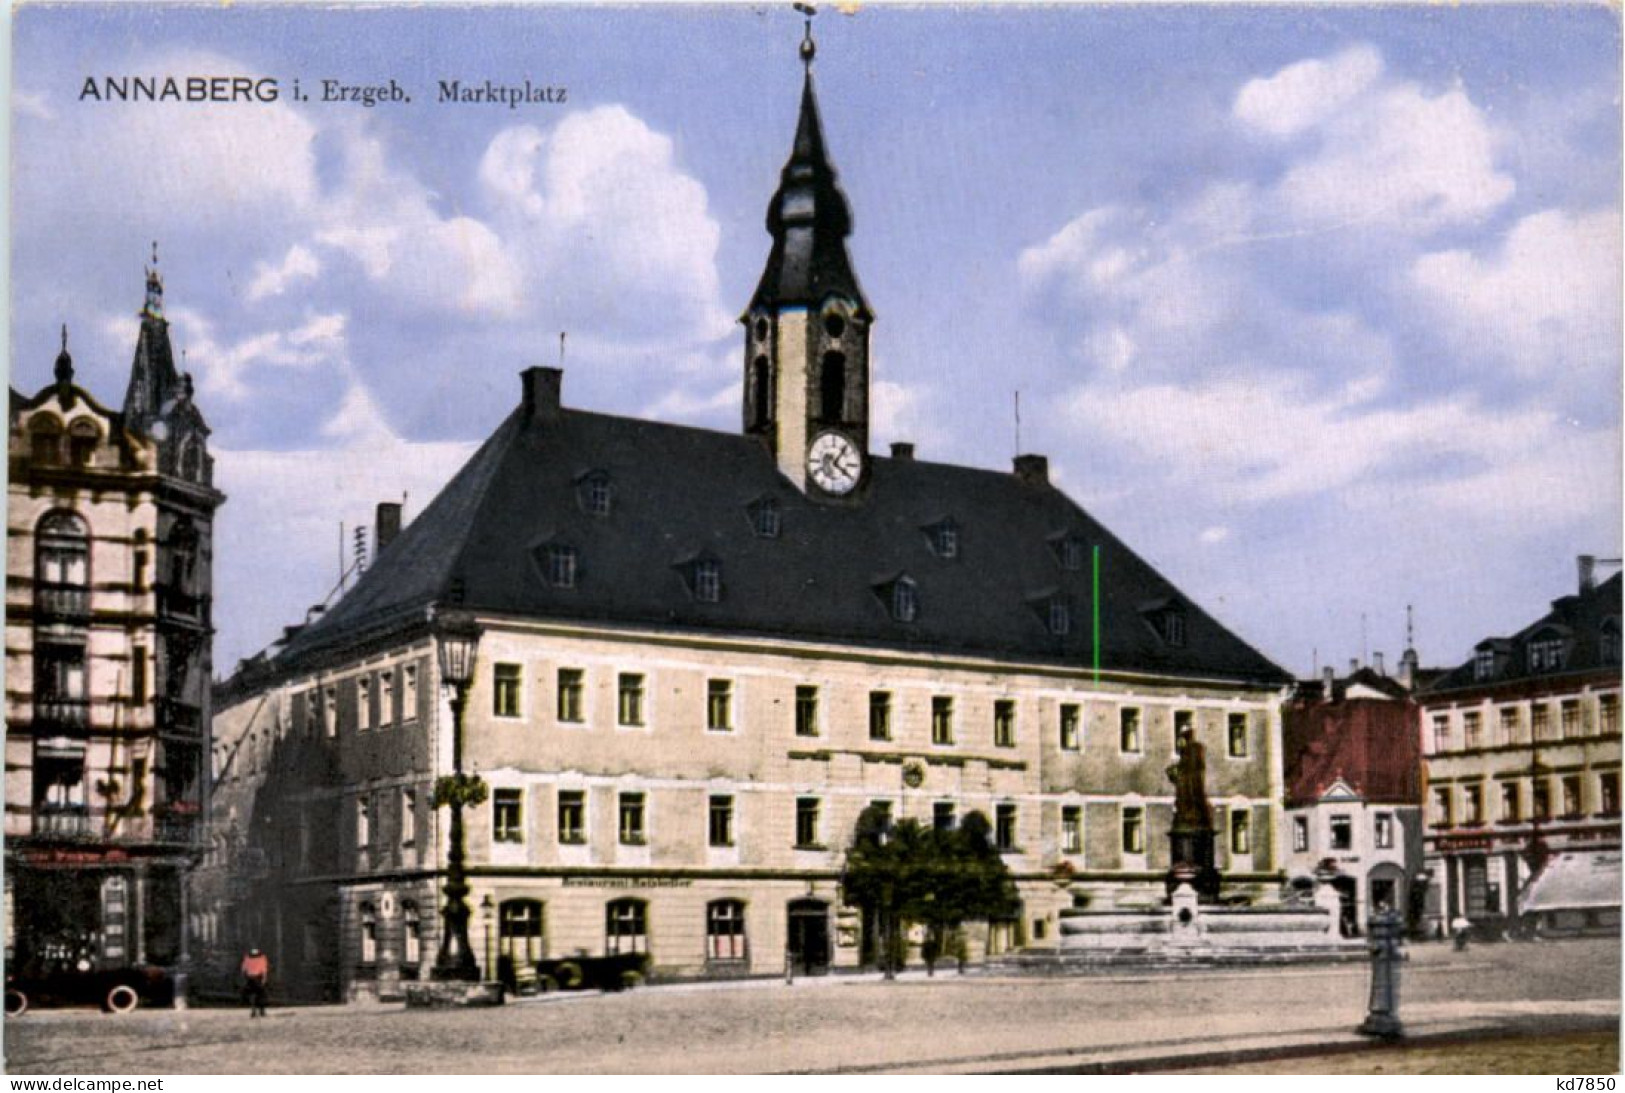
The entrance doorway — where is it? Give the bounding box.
[786,899,830,975]
[1332,876,1359,936]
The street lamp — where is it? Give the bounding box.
[481,894,495,983]
[432,613,482,982]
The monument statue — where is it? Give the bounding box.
[1165,724,1221,901]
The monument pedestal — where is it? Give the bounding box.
[1167,828,1221,902]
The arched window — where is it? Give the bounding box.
[180,439,202,482]
[820,351,846,422]
[36,511,89,622]
[167,519,199,591]
[499,899,545,966]
[606,898,648,955]
[750,356,772,431]
[29,416,62,466]
[67,420,99,467]
[706,899,747,962]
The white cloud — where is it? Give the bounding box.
[247,245,322,302]
[1234,45,1384,139]
[14,89,53,120]
[169,306,348,401]
[1411,207,1622,382]
[1198,526,1231,545]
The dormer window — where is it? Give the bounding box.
[535,542,578,589]
[1052,533,1087,572]
[677,555,723,604]
[67,421,99,467]
[876,575,919,623]
[29,417,62,466]
[577,471,613,517]
[747,497,781,539]
[1602,619,1620,665]
[1529,633,1567,673]
[1048,599,1072,636]
[1473,648,1496,681]
[1141,599,1187,647]
[924,518,960,560]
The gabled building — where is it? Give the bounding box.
[206,35,1292,1001]
[5,263,222,998]
[1419,561,1622,937]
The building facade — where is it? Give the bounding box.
[1419,562,1621,937]
[5,265,222,994]
[205,43,1293,1001]
[1281,666,1426,935]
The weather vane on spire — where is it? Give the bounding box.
[795,2,817,67]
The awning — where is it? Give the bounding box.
[1520,850,1622,914]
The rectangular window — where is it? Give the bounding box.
[493,788,523,843]
[493,663,522,719]
[1561,700,1581,739]
[1374,812,1393,849]
[1532,779,1551,821]
[994,700,1016,748]
[1561,775,1582,818]
[932,801,955,832]
[558,790,586,844]
[1600,771,1620,816]
[1430,713,1449,752]
[131,647,147,706]
[1329,814,1353,850]
[708,795,734,848]
[379,670,395,726]
[1121,807,1145,855]
[400,789,417,846]
[1292,815,1309,852]
[1119,708,1142,753]
[1601,694,1620,735]
[1230,810,1251,855]
[1059,704,1080,751]
[1432,786,1453,827]
[868,800,894,829]
[1532,704,1552,740]
[356,798,371,849]
[706,900,747,962]
[557,668,585,723]
[1500,782,1521,824]
[795,686,819,737]
[1061,806,1082,854]
[357,677,373,731]
[324,688,337,739]
[1227,712,1248,757]
[868,691,892,741]
[706,679,733,732]
[931,696,954,745]
[1173,709,1193,748]
[606,900,647,956]
[617,673,645,727]
[795,797,821,848]
[1463,783,1483,826]
[546,544,577,588]
[1498,706,1519,745]
[1463,710,1481,748]
[402,665,419,721]
[618,792,646,845]
[995,803,1017,851]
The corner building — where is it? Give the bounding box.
[208,50,1291,1001]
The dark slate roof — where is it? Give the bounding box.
[272,390,1289,686]
[1424,572,1622,695]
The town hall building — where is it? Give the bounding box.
[205,33,1293,1001]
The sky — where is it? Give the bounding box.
[10,2,1622,677]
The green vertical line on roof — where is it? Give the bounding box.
[1092,544,1101,683]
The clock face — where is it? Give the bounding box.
[807,430,862,496]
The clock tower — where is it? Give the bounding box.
[742,19,872,497]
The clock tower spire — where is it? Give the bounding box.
[743,10,872,497]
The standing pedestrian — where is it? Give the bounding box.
[1450,915,1471,951]
[241,947,270,1017]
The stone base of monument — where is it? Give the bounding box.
[988,881,1365,973]
[404,981,506,1009]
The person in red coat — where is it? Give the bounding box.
[240,948,270,1017]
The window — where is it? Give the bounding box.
[1292,815,1309,852]
[795,686,819,737]
[1463,783,1483,826]
[66,420,98,465]
[693,559,722,604]
[499,899,545,966]
[617,673,645,727]
[749,497,781,539]
[1532,703,1552,740]
[926,519,959,559]
[580,472,613,517]
[324,687,337,739]
[1605,620,1622,664]
[356,798,371,849]
[493,788,524,843]
[1601,694,1620,735]
[1431,786,1453,827]
[1047,599,1071,637]
[379,670,394,726]
[402,902,422,966]
[359,903,377,964]
[1500,782,1520,824]
[29,417,61,465]
[1474,648,1496,681]
[794,797,821,848]
[1227,713,1248,757]
[868,800,894,830]
[1529,636,1566,672]
[558,790,586,844]
[1155,609,1187,647]
[1059,704,1081,751]
[1120,708,1142,753]
[995,803,1018,851]
[605,899,647,955]
[931,696,954,745]
[933,801,955,832]
[131,647,147,706]
[618,792,646,845]
[401,789,417,846]
[1533,779,1551,821]
[708,795,734,848]
[133,548,149,593]
[1329,814,1352,850]
[402,665,419,721]
[994,700,1016,748]
[1600,771,1620,815]
[557,668,585,723]
[707,679,733,732]
[707,899,748,962]
[1061,806,1082,854]
[891,578,919,623]
[544,543,578,588]
[1230,810,1251,855]
[1122,807,1145,854]
[1057,535,1086,572]
[869,691,892,741]
[36,512,90,617]
[1173,710,1193,748]
[1498,706,1519,745]
[1374,812,1394,849]
[1561,775,1582,818]
[1561,700,1581,738]
[494,663,522,719]
[1463,710,1481,748]
[820,350,847,421]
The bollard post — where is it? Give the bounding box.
[785,948,794,986]
[1357,909,1404,1040]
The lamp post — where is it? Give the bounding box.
[481,894,495,983]
[432,615,482,982]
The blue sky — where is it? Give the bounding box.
[11,3,1622,675]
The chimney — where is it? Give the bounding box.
[1579,554,1597,594]
[889,442,915,461]
[1399,647,1419,690]
[1373,651,1386,676]
[1349,658,1359,675]
[375,502,403,553]
[522,366,563,423]
[1322,665,1335,700]
[1013,454,1049,486]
